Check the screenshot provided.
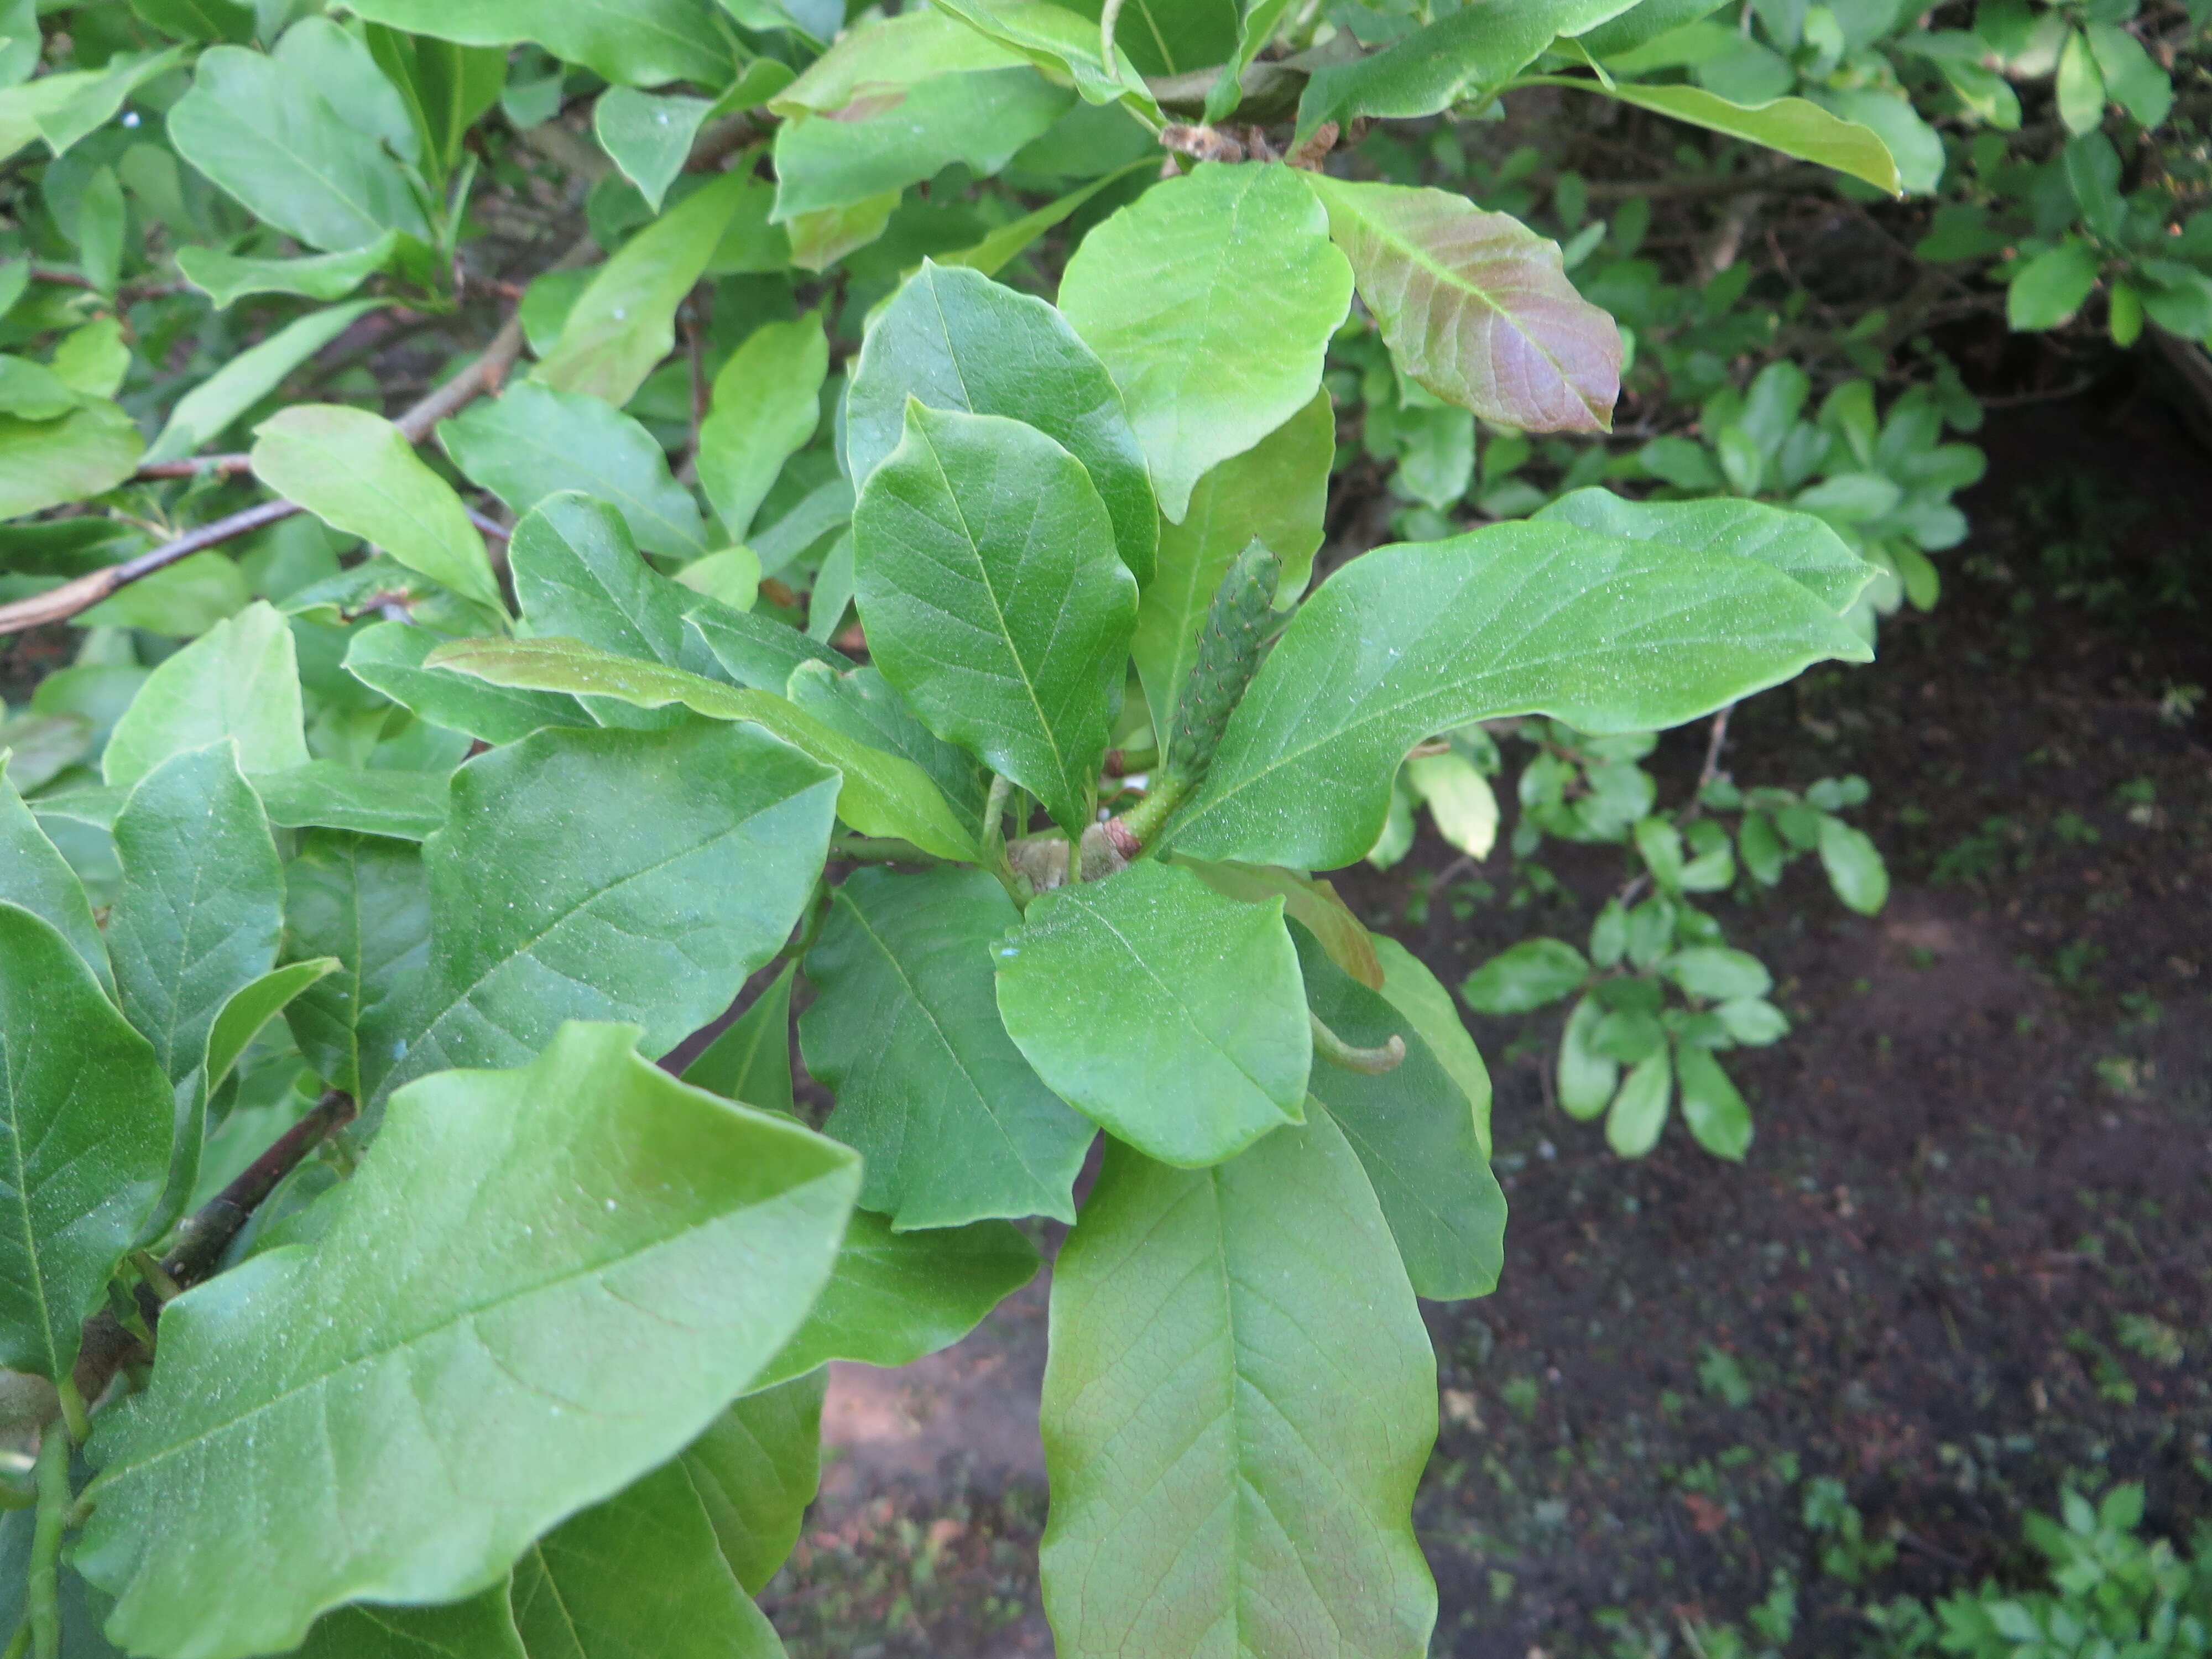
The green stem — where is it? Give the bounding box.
[28,1428,67,1659]
[1310,1010,1406,1075]
[2,1623,25,1659]
[1112,777,1186,852]
[830,836,947,864]
[51,1379,86,1449]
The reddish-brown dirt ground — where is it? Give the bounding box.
[761,382,2212,1657]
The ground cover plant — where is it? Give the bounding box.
[0,0,2204,1653]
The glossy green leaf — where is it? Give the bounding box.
[1178,856,1383,989]
[853,403,1136,834]
[281,830,431,1097]
[510,1448,787,1658]
[1579,0,1730,56]
[0,353,84,420]
[0,758,111,992]
[80,1021,860,1658]
[934,159,1156,278]
[847,263,1156,583]
[536,173,752,408]
[1041,1110,1436,1659]
[688,1369,827,1595]
[0,399,144,521]
[0,902,171,1380]
[1606,1047,1671,1156]
[1165,521,1872,868]
[2084,20,2171,127]
[252,760,448,841]
[781,192,897,272]
[0,46,185,164]
[1817,814,1888,914]
[145,302,382,467]
[506,491,691,672]
[1808,86,1942,192]
[1306,175,1620,434]
[1551,80,1900,192]
[426,635,979,862]
[274,17,419,164]
[175,234,401,310]
[802,867,1092,1228]
[107,744,284,1087]
[1461,937,1588,1013]
[343,0,735,87]
[362,28,505,183]
[1134,392,1328,743]
[1675,1043,1750,1160]
[1557,994,1618,1120]
[682,962,795,1113]
[1371,933,1492,1156]
[1665,945,1770,1001]
[1535,487,1875,615]
[594,86,713,212]
[753,1209,1039,1391]
[995,859,1308,1166]
[2007,240,2100,331]
[1060,163,1351,522]
[685,601,848,691]
[697,315,827,543]
[1294,927,1504,1299]
[253,406,507,618]
[442,382,709,560]
[1296,0,1634,135]
[360,718,838,1108]
[344,621,592,744]
[169,46,430,251]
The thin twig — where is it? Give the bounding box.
[71,1091,357,1409]
[131,455,253,481]
[1615,702,1735,908]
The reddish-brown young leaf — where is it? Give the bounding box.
[1306,175,1621,433]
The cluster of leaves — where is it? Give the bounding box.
[1459,705,1887,1161]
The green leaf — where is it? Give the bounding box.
[175,234,402,310]
[753,1210,1039,1391]
[0,901,171,1380]
[253,405,508,618]
[852,404,1135,834]
[505,491,693,676]
[0,399,144,521]
[1551,80,1900,192]
[995,859,1308,1166]
[362,28,505,184]
[934,159,1157,278]
[1715,996,1787,1045]
[103,606,307,793]
[1296,0,1634,137]
[108,744,284,1087]
[1305,175,1620,433]
[1534,488,1875,615]
[773,54,1071,220]
[1807,87,1942,193]
[0,758,111,992]
[169,46,430,252]
[252,760,449,841]
[1164,520,1872,868]
[0,353,82,420]
[594,86,713,212]
[1579,0,1730,56]
[275,17,420,164]
[1557,994,1618,1120]
[1059,163,1353,522]
[801,867,1092,1228]
[80,1022,859,1658]
[1606,1047,1671,1156]
[782,191,898,272]
[689,1370,830,1595]
[0,46,185,164]
[1180,857,1383,989]
[1676,1042,1751,1160]
[697,315,827,543]
[360,718,839,1109]
[536,173,752,409]
[2007,239,2100,331]
[2084,21,2171,128]
[785,661,989,844]
[281,830,430,1097]
[847,262,1157,584]
[426,635,980,861]
[683,962,795,1113]
[510,1451,787,1657]
[1133,392,1328,742]
[1371,933,1493,1155]
[2056,27,2105,135]
[295,1590,525,1658]
[1817,814,1887,914]
[1461,937,1589,1013]
[1664,945,1771,1001]
[145,302,383,467]
[1294,927,1504,1298]
[1407,751,1499,857]
[343,0,735,88]
[344,621,592,745]
[442,382,709,560]
[1041,1110,1436,1659]
[685,602,848,692]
